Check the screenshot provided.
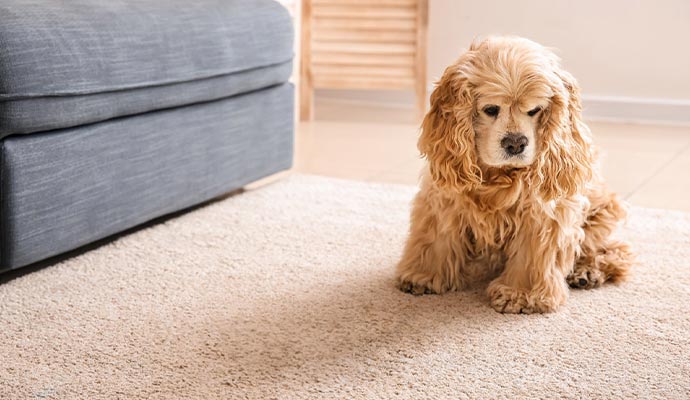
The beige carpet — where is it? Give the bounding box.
[1,175,689,399]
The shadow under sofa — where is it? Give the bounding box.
[0,0,294,272]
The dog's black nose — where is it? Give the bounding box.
[501,133,528,156]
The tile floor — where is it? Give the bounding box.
[275,99,690,212]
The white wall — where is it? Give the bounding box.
[430,0,690,101]
[427,0,690,123]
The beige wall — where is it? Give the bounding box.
[429,0,690,101]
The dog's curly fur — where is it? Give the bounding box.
[396,36,634,313]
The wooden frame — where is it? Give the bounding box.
[300,0,429,121]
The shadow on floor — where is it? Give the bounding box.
[0,188,245,286]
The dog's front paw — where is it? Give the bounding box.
[489,287,533,314]
[399,280,436,296]
[567,264,605,289]
[487,283,558,314]
[397,274,449,296]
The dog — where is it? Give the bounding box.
[396,36,634,313]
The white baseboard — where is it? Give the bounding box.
[580,95,690,126]
[316,88,690,126]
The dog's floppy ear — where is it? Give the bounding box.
[418,55,482,192]
[532,68,594,201]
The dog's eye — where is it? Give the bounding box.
[527,106,542,117]
[483,105,500,117]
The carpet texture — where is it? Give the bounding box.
[1,175,688,399]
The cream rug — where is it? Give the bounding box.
[1,175,689,399]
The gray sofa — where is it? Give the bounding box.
[0,0,294,272]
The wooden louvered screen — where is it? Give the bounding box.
[300,0,428,120]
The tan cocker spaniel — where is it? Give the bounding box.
[397,36,633,313]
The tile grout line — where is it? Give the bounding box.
[623,140,690,200]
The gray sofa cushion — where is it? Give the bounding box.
[0,62,292,137]
[0,0,293,136]
[0,83,294,271]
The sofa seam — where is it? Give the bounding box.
[0,58,295,101]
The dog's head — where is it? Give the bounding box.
[419,36,593,200]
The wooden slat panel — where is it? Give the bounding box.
[300,0,313,121]
[312,52,415,66]
[313,75,415,89]
[301,0,428,121]
[312,64,415,78]
[314,29,416,43]
[313,0,417,5]
[313,18,416,31]
[313,3,415,10]
[312,42,415,55]
[313,6,417,19]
